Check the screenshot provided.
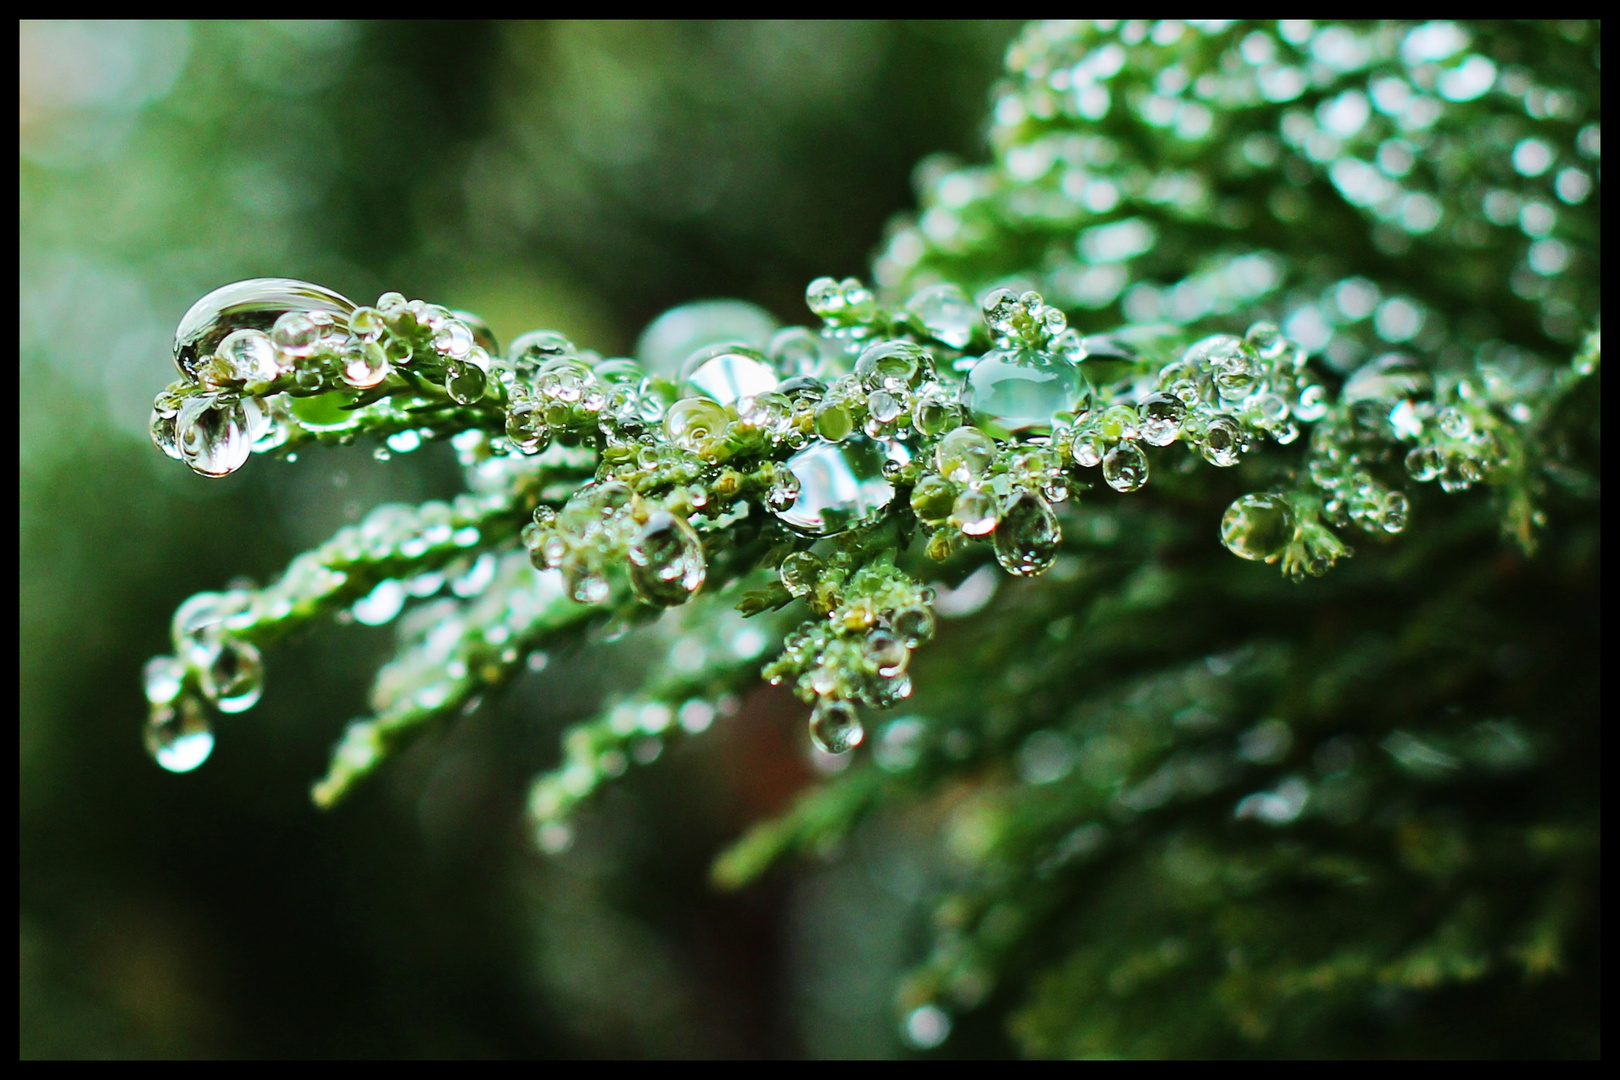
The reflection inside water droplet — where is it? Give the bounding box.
[773,436,907,535]
[174,278,355,383]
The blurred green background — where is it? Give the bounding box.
[19,20,1018,1058]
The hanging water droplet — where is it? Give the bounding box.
[680,343,780,405]
[1137,392,1187,446]
[175,279,355,383]
[863,630,909,677]
[1102,442,1149,492]
[563,556,611,604]
[628,510,706,606]
[773,436,904,536]
[1381,490,1411,533]
[144,697,214,773]
[909,475,957,524]
[198,637,264,713]
[1071,433,1103,468]
[905,283,979,349]
[445,358,487,404]
[664,397,730,453]
[1220,493,1294,562]
[177,393,252,477]
[809,698,863,754]
[352,580,406,625]
[342,341,390,389]
[1405,446,1442,481]
[505,400,549,454]
[963,347,1084,436]
[950,486,999,536]
[994,491,1061,576]
[892,605,935,647]
[779,551,821,597]
[1202,416,1244,467]
[143,655,186,706]
[150,396,182,459]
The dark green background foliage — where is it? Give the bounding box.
[20,20,1597,1058]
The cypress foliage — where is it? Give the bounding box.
[141,21,1599,1057]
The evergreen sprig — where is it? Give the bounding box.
[139,20,1599,1056]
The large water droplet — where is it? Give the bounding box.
[1102,442,1149,492]
[934,426,995,483]
[637,300,778,377]
[177,394,252,477]
[963,347,1084,435]
[628,510,706,606]
[680,343,780,405]
[1342,353,1434,405]
[994,491,1061,576]
[175,279,354,383]
[145,698,214,773]
[1221,493,1294,562]
[905,283,979,349]
[773,436,904,536]
[810,698,863,754]
[143,655,186,706]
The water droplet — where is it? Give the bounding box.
[1438,407,1473,439]
[903,1004,952,1050]
[934,426,995,482]
[813,400,855,442]
[212,328,281,386]
[177,394,252,477]
[144,698,213,773]
[1071,433,1103,468]
[906,283,978,349]
[1102,442,1149,492]
[994,491,1061,576]
[563,557,611,604]
[950,486,999,536]
[342,341,390,389]
[854,341,926,392]
[1342,353,1434,405]
[1221,493,1294,562]
[637,300,778,377]
[680,343,779,405]
[198,637,263,713]
[506,401,549,453]
[664,397,730,453]
[143,655,186,706]
[150,400,182,459]
[909,475,957,524]
[773,436,903,536]
[1137,392,1187,446]
[1244,321,1288,360]
[1405,446,1441,481]
[910,383,961,437]
[352,580,406,625]
[627,510,706,606]
[174,279,354,383]
[779,551,821,597]
[1381,490,1410,533]
[892,605,935,647]
[1202,416,1244,467]
[963,347,1084,435]
[810,698,863,754]
[445,358,487,404]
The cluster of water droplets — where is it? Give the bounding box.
[523,482,706,608]
[153,279,499,477]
